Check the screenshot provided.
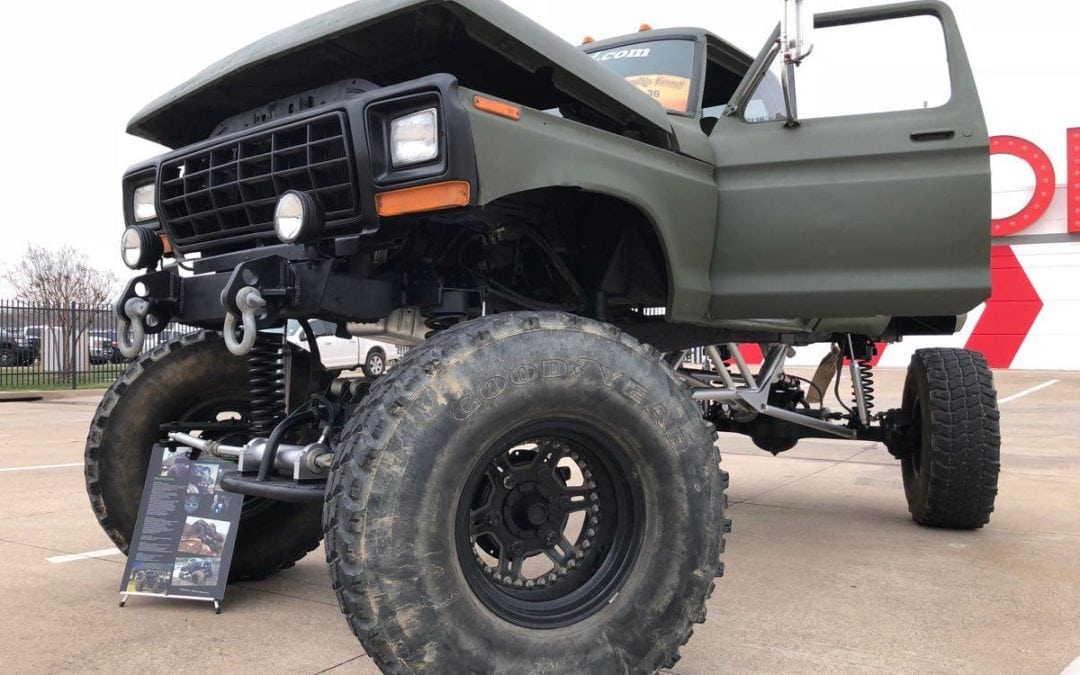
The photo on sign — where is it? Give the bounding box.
[172,557,219,587]
[178,517,230,558]
[183,494,202,515]
[125,561,171,595]
[210,493,235,517]
[158,450,220,496]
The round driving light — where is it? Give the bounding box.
[274,190,323,244]
[120,226,164,270]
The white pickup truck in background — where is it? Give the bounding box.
[286,319,400,377]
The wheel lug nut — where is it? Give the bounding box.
[575,550,585,559]
[590,516,599,525]
[587,528,596,537]
[567,559,577,568]
[525,580,535,588]
[503,476,514,489]
[587,481,596,489]
[589,493,599,502]
[544,531,558,546]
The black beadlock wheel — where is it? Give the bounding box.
[900,348,1001,529]
[324,312,728,673]
[455,420,644,629]
[85,330,328,581]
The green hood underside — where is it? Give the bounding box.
[128,0,675,150]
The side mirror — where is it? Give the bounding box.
[779,0,813,128]
[781,0,814,64]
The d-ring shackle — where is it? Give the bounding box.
[223,286,268,356]
[117,297,151,359]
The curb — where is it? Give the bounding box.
[0,388,108,403]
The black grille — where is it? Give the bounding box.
[159,112,358,248]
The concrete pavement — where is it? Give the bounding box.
[0,370,1077,673]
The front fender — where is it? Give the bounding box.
[462,88,718,325]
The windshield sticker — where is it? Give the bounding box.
[625,74,691,113]
[592,47,652,62]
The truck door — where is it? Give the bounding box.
[708,1,989,320]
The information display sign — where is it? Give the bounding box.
[119,444,242,612]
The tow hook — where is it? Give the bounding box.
[223,286,267,356]
[117,297,151,358]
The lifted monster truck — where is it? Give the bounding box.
[87,0,999,671]
[178,559,215,586]
[131,568,168,594]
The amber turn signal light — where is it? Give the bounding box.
[376,181,471,217]
[473,95,521,121]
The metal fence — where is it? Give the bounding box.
[0,300,702,392]
[0,299,196,392]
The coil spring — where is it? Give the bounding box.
[424,312,469,338]
[249,332,286,435]
[852,357,875,415]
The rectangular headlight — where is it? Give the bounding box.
[389,108,439,167]
[133,183,157,222]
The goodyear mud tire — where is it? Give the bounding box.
[85,331,326,580]
[900,348,1001,529]
[324,312,728,673]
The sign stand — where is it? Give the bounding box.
[118,444,243,612]
[118,594,222,614]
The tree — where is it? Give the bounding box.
[9,245,119,374]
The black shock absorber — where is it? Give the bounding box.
[248,331,287,436]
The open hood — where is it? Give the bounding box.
[127,0,676,150]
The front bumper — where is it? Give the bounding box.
[8,346,35,362]
[116,247,396,332]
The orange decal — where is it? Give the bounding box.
[625,74,691,113]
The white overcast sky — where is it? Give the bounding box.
[0,0,1077,295]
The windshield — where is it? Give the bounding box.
[587,39,697,114]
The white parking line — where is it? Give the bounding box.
[999,379,1060,405]
[0,462,82,473]
[46,548,121,564]
[1061,655,1080,674]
